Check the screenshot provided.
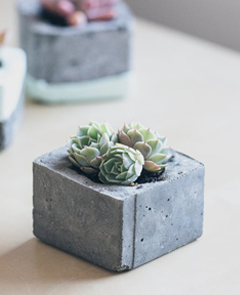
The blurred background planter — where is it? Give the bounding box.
[0,47,26,151]
[33,147,205,272]
[18,0,134,103]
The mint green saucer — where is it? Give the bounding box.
[26,72,132,104]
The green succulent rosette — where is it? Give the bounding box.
[68,121,117,174]
[118,122,171,173]
[72,121,116,148]
[99,144,144,185]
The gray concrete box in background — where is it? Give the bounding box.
[33,147,204,272]
[18,0,134,84]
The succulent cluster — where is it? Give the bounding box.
[40,0,119,27]
[68,121,171,185]
[68,121,117,174]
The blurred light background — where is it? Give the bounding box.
[127,0,240,52]
[0,1,240,294]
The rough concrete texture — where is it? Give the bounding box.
[18,0,134,84]
[33,147,205,272]
[0,92,24,151]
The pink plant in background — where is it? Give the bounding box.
[39,0,120,26]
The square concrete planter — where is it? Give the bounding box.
[33,146,204,272]
[18,0,134,103]
[0,47,26,151]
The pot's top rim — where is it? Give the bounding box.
[34,146,204,200]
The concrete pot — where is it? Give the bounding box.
[33,146,205,272]
[18,0,134,103]
[0,48,26,151]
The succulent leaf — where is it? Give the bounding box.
[90,156,102,168]
[147,139,162,156]
[123,154,133,169]
[78,126,89,137]
[119,130,132,147]
[127,129,143,146]
[88,125,100,140]
[144,161,167,173]
[81,147,100,161]
[74,153,89,166]
[69,155,80,167]
[148,154,167,164]
[133,142,152,158]
[138,128,156,142]
[116,171,128,180]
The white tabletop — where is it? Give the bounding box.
[1,1,240,294]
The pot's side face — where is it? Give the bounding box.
[33,147,204,272]
[133,153,204,267]
[18,0,134,84]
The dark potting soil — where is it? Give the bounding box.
[136,169,166,184]
[84,168,167,185]
[70,158,174,186]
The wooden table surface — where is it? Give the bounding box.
[0,1,240,294]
